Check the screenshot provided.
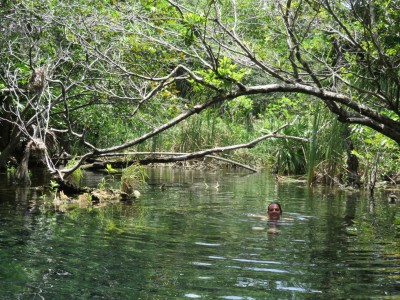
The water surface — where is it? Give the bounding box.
[0,168,399,299]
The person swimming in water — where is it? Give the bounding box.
[266,201,283,221]
[251,202,293,233]
[252,201,286,221]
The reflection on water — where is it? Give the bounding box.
[0,167,399,299]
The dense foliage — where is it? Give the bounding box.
[0,0,399,189]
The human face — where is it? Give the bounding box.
[267,203,282,220]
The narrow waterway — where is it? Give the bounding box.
[0,167,399,299]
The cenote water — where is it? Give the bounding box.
[0,167,399,299]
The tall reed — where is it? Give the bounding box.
[306,104,321,186]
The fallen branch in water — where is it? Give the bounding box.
[61,117,308,173]
[82,152,258,172]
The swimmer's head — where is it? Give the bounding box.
[267,202,282,220]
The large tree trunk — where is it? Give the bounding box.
[14,139,47,186]
[14,141,33,186]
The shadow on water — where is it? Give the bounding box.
[0,167,399,299]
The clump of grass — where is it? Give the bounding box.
[120,163,147,195]
[65,157,84,187]
[6,162,16,178]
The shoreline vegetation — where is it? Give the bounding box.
[6,161,399,213]
[2,1,400,200]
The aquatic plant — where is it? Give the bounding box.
[120,163,147,195]
[97,177,114,190]
[106,164,118,174]
[49,180,60,192]
[6,162,16,178]
[65,157,84,187]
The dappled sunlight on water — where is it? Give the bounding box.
[0,168,399,298]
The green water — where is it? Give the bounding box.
[0,168,399,299]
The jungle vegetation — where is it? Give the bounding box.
[1,0,399,193]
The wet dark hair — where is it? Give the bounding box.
[267,201,282,213]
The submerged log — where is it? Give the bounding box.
[81,152,258,172]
